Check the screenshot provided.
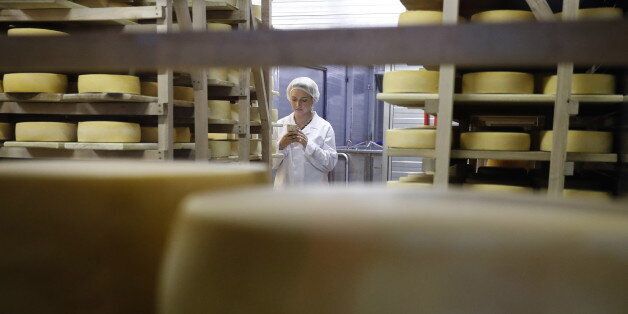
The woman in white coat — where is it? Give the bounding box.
[274,77,338,187]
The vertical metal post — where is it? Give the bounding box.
[548,0,578,197]
[433,0,459,189]
[157,0,174,160]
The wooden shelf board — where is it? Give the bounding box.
[0,146,162,159]
[0,6,155,24]
[0,0,84,9]
[0,101,166,116]
[386,148,618,163]
[208,79,236,87]
[377,93,625,107]
[0,92,193,107]
[4,141,195,150]
[141,0,237,11]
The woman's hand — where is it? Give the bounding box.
[294,130,308,148]
[279,131,298,150]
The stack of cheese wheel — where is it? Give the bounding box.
[4,28,69,94]
[208,133,236,158]
[140,127,191,143]
[250,107,261,123]
[140,82,195,102]
[78,74,141,94]
[464,183,533,194]
[462,72,534,94]
[471,10,535,23]
[230,103,240,121]
[387,173,433,188]
[78,121,141,143]
[542,74,615,95]
[207,23,232,82]
[250,140,262,156]
[0,161,268,314]
[385,127,436,149]
[540,130,613,153]
[15,122,77,142]
[208,100,232,120]
[159,187,628,314]
[383,70,439,93]
[0,122,13,140]
[461,132,531,151]
[563,189,612,200]
[556,7,624,20]
[398,10,443,26]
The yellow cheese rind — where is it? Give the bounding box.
[464,183,533,193]
[208,100,232,120]
[471,10,535,23]
[563,189,612,200]
[208,133,237,141]
[15,122,77,142]
[383,70,439,93]
[250,140,261,155]
[385,128,436,149]
[252,4,262,20]
[141,127,190,143]
[208,68,228,81]
[230,104,240,121]
[3,73,68,93]
[227,69,240,85]
[250,107,261,122]
[540,130,613,153]
[207,22,232,32]
[78,121,141,143]
[460,132,531,151]
[542,74,615,95]
[0,122,13,140]
[398,10,443,26]
[462,72,534,94]
[140,82,194,102]
[78,74,141,94]
[7,28,68,36]
[209,140,232,158]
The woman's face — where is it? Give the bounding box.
[289,89,314,115]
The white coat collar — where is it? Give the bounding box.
[289,111,320,132]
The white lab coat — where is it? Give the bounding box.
[273,112,338,187]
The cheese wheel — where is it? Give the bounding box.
[7,28,68,36]
[250,107,261,122]
[3,73,68,93]
[208,68,228,81]
[208,100,232,120]
[207,22,232,32]
[471,10,535,23]
[252,4,262,20]
[140,82,195,102]
[385,127,436,149]
[0,161,268,314]
[77,121,140,143]
[271,109,279,122]
[564,189,612,200]
[387,181,432,188]
[78,74,140,94]
[227,69,240,85]
[209,140,232,158]
[462,72,534,94]
[230,104,240,121]
[15,122,77,142]
[208,133,237,141]
[540,130,613,153]
[0,122,14,140]
[383,70,439,93]
[141,127,191,143]
[542,74,615,95]
[464,183,533,193]
[398,10,443,26]
[250,140,261,155]
[556,7,624,20]
[461,132,531,151]
[160,187,628,314]
[399,173,433,183]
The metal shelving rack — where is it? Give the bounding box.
[380,0,625,196]
[0,0,272,163]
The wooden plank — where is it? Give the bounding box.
[0,6,161,22]
[235,0,250,163]
[386,148,618,163]
[252,66,271,170]
[1,21,627,72]
[0,92,193,106]
[64,142,195,150]
[0,0,85,9]
[3,141,65,149]
[452,150,550,161]
[191,0,209,161]
[142,0,236,10]
[566,153,618,163]
[377,93,624,107]
[0,101,166,115]
[525,0,555,21]
[0,93,64,102]
[0,146,163,159]
[157,0,174,160]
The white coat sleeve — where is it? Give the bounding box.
[272,125,288,170]
[304,126,338,173]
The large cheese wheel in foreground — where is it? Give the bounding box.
[0,161,268,314]
[140,82,195,102]
[0,122,14,140]
[540,130,613,153]
[7,28,68,36]
[141,127,191,143]
[464,183,533,194]
[208,100,232,120]
[398,10,443,26]
[385,127,436,149]
[78,74,141,94]
[15,122,77,142]
[209,140,232,158]
[383,70,439,93]
[542,74,615,95]
[461,132,531,151]
[3,73,68,93]
[471,10,535,23]
[462,72,534,94]
[77,121,140,143]
[160,187,628,314]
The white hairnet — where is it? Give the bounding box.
[286,77,320,103]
